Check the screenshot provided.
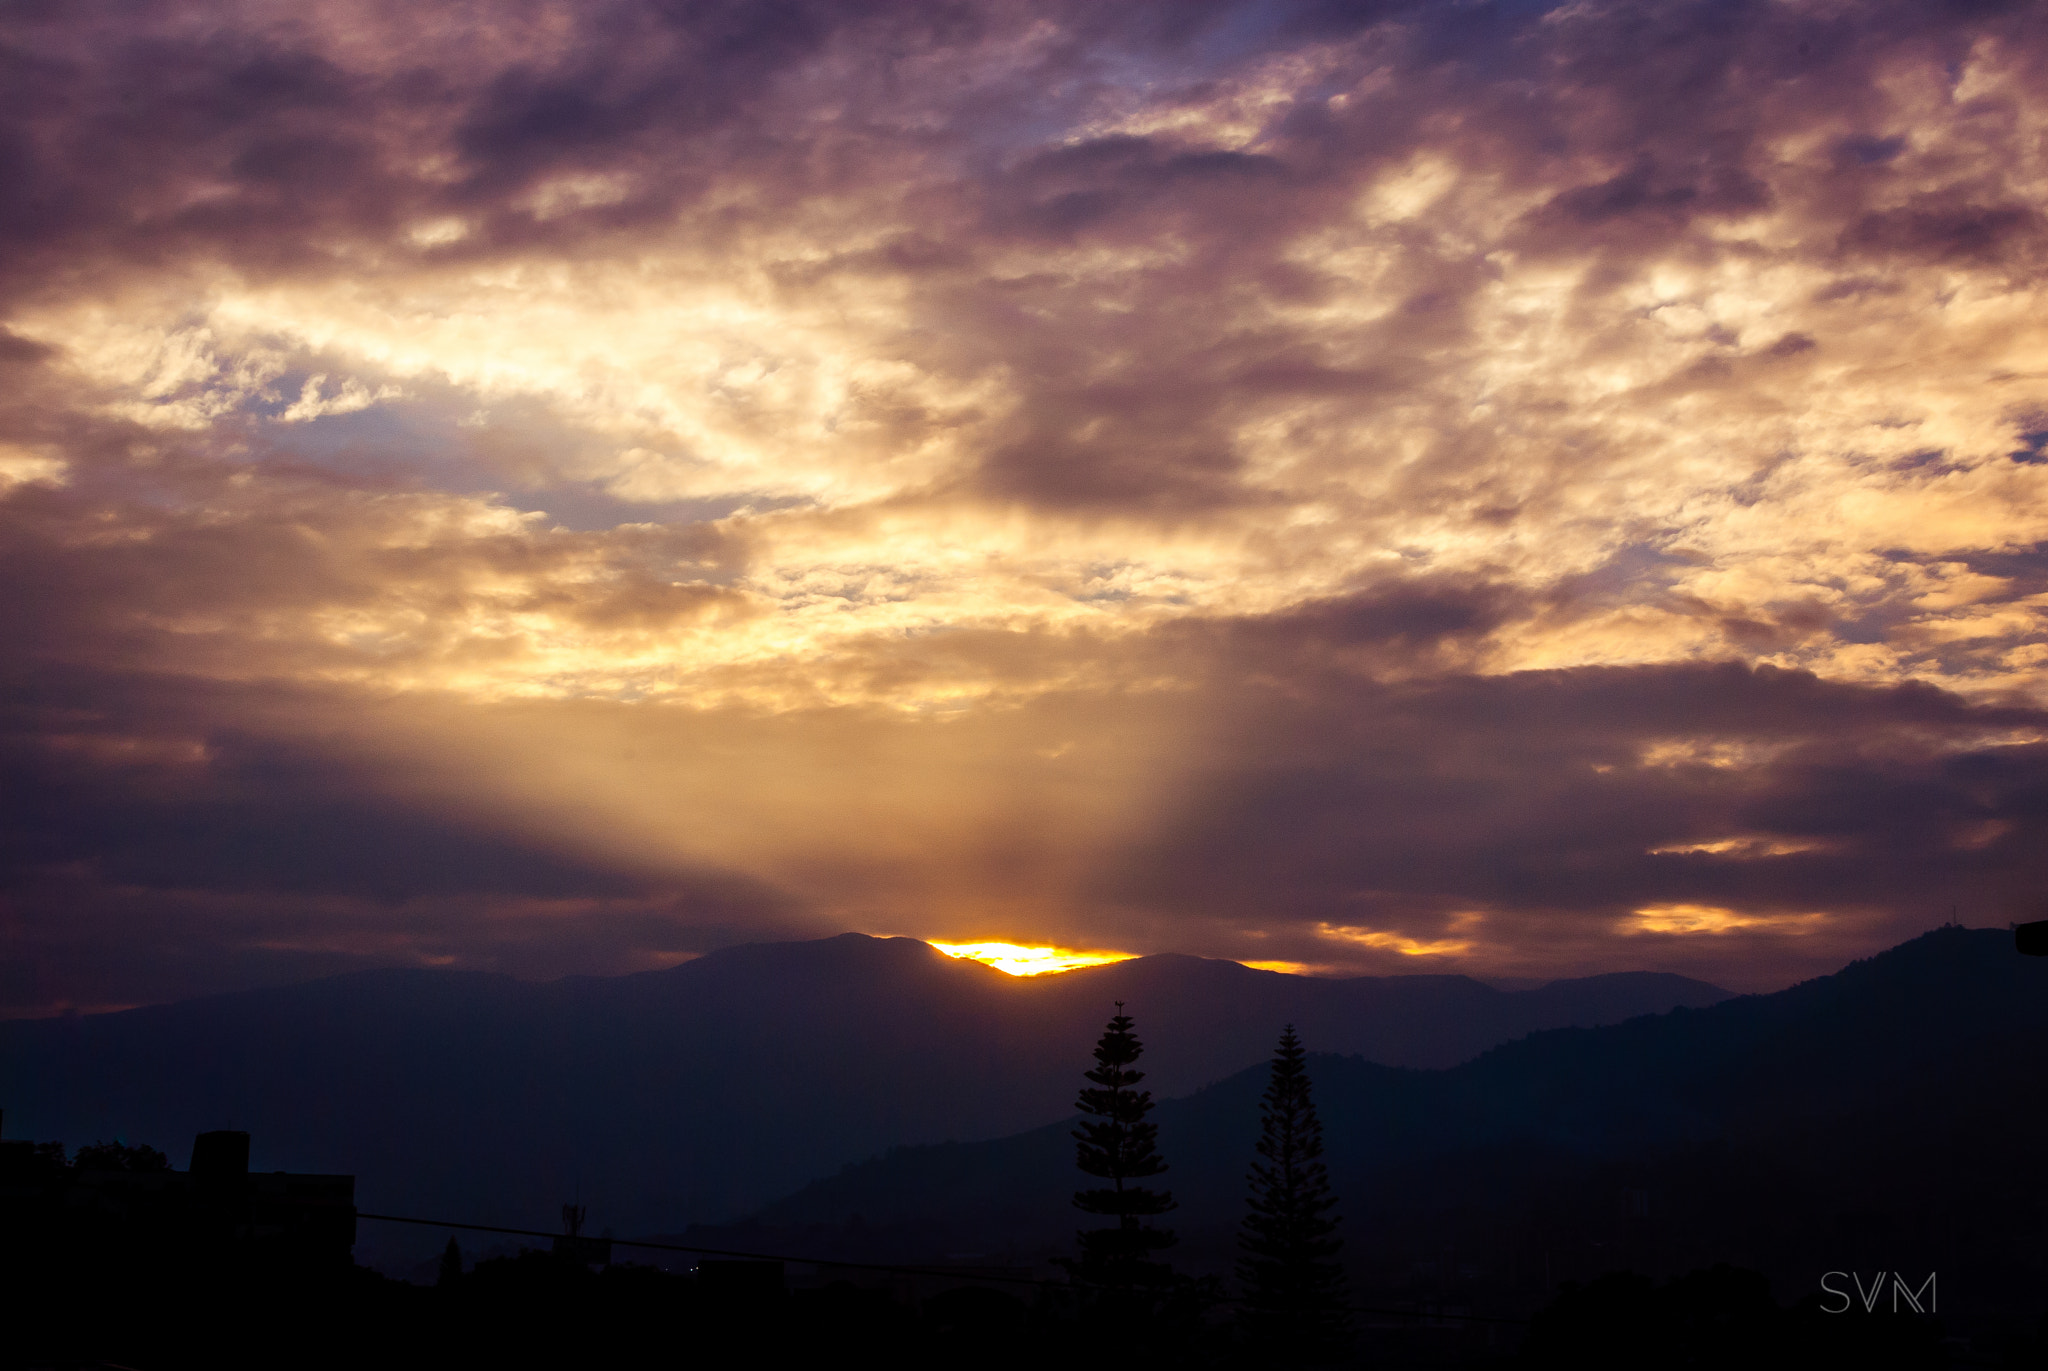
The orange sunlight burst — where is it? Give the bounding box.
[930,941,1136,976]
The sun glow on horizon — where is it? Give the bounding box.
[930,941,1137,976]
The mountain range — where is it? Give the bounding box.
[0,934,1725,1266]
[741,926,2048,1330]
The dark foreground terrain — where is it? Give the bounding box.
[9,926,2046,1366]
[700,926,2048,1362]
[0,934,1725,1249]
[0,1227,1972,1370]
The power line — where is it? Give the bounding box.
[359,1210,1041,1284]
[355,1209,1529,1326]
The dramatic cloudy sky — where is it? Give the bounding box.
[4,0,2046,1014]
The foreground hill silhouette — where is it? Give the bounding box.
[0,934,1722,1263]
[744,926,2048,1336]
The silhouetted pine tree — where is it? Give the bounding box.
[1066,1002,1177,1291]
[1238,1026,1348,1360]
[437,1236,463,1288]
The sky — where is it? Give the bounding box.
[3,0,2046,1015]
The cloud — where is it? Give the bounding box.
[2,0,2047,1010]
[1088,645,2048,988]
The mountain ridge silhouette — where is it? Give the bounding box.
[0,932,1726,1264]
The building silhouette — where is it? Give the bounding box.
[0,1120,355,1267]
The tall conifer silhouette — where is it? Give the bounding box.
[437,1236,463,1288]
[1238,1025,1348,1358]
[1067,1002,1176,1289]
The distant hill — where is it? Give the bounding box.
[0,933,1725,1267]
[744,927,2048,1327]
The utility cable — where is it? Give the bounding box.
[355,1209,1529,1325]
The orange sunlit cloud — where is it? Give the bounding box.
[1647,837,1830,859]
[1239,961,1326,977]
[1316,924,1477,958]
[1626,907,1833,937]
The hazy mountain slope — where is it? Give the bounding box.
[0,932,1727,1254]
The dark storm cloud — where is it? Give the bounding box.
[916,0,2044,516]
[0,695,641,901]
[0,0,1272,305]
[1841,198,2047,269]
[982,138,1294,243]
[5,0,2037,344]
[448,0,845,190]
[1100,645,2048,983]
[0,662,804,1014]
[0,0,883,306]
[0,868,800,1016]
